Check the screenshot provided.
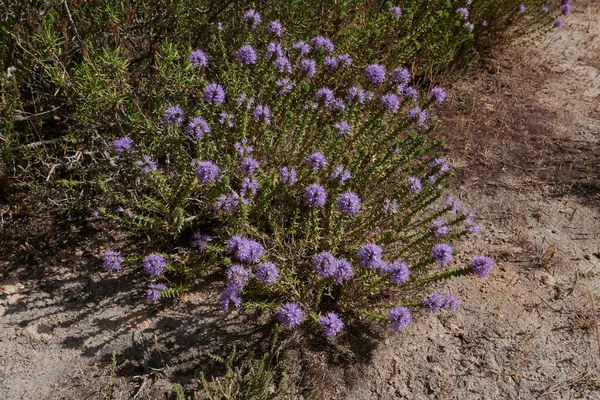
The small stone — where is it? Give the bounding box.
[7,293,25,305]
[0,277,20,294]
[540,273,556,287]
[23,323,53,342]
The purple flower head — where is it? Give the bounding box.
[517,3,526,14]
[240,177,259,197]
[266,42,284,60]
[293,41,311,57]
[186,117,210,139]
[274,55,292,74]
[315,87,335,108]
[481,19,489,26]
[241,157,259,175]
[220,285,242,312]
[164,105,184,125]
[542,6,549,13]
[388,261,409,285]
[306,152,327,172]
[242,9,261,29]
[332,98,346,111]
[365,64,386,84]
[113,137,135,155]
[227,236,264,264]
[403,86,419,101]
[407,176,422,194]
[143,253,166,276]
[391,67,411,84]
[188,49,208,68]
[195,161,219,184]
[382,198,398,215]
[337,191,361,217]
[331,165,351,186]
[323,56,339,71]
[276,77,296,95]
[136,155,157,174]
[219,112,235,128]
[278,302,304,329]
[305,183,327,208]
[279,167,297,186]
[554,19,564,28]
[203,83,226,105]
[333,258,354,284]
[418,110,427,126]
[234,139,254,157]
[469,256,494,278]
[236,45,258,66]
[345,87,365,104]
[407,107,422,121]
[338,54,353,67]
[390,6,402,19]
[380,93,400,113]
[357,244,383,270]
[253,104,271,124]
[456,7,469,19]
[430,219,449,237]
[216,193,241,212]
[388,306,411,331]
[429,87,447,104]
[432,243,453,266]
[255,262,279,286]
[310,36,334,53]
[146,283,167,302]
[424,292,460,312]
[312,252,338,278]
[333,120,351,136]
[464,22,474,32]
[226,264,251,290]
[191,233,212,250]
[103,250,123,272]
[266,20,283,36]
[319,312,344,337]
[299,58,317,78]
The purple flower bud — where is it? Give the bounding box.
[432,243,453,266]
[203,83,226,105]
[186,117,211,139]
[266,20,283,36]
[188,49,208,68]
[365,64,386,83]
[113,137,135,155]
[319,312,344,337]
[136,155,157,174]
[103,250,123,272]
[195,161,219,184]
[469,256,494,278]
[143,253,166,276]
[236,45,258,66]
[164,105,184,125]
[336,191,361,217]
[388,306,411,331]
[256,262,279,286]
[456,7,469,19]
[390,6,402,19]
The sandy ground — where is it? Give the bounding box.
[1,3,599,399]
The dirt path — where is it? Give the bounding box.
[337,3,600,399]
[1,3,599,400]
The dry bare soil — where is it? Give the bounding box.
[1,3,599,399]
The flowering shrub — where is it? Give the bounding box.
[97,12,502,337]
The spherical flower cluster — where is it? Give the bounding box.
[188,49,208,68]
[300,58,317,78]
[312,252,338,278]
[191,233,212,251]
[388,306,411,331]
[423,292,460,312]
[432,243,453,266]
[143,253,166,276]
[255,262,280,286]
[430,219,449,237]
[113,137,135,155]
[356,244,384,270]
[333,121,351,136]
[216,193,242,213]
[323,56,338,71]
[310,36,334,52]
[186,117,210,139]
[164,105,184,125]
[276,77,296,95]
[227,236,265,264]
[554,19,564,28]
[561,3,571,15]
[221,264,251,311]
[365,64,386,84]
[315,87,335,108]
[203,83,226,105]
[429,87,447,104]
[253,104,271,124]
[346,86,366,103]
[456,7,469,20]
[242,9,261,29]
[278,302,304,329]
[195,161,219,184]
[266,20,282,36]
[292,41,311,57]
[407,176,422,194]
[469,256,494,278]
[240,177,259,197]
[380,93,400,113]
[331,165,352,186]
[388,261,409,285]
[146,283,167,302]
[273,55,292,74]
[103,250,123,272]
[391,67,411,84]
[306,152,327,171]
[390,6,402,19]
[402,86,419,101]
[241,157,259,175]
[336,191,361,217]
[279,167,297,186]
[319,312,344,337]
[136,155,157,174]
[305,183,327,208]
[236,45,258,66]
[517,4,526,14]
